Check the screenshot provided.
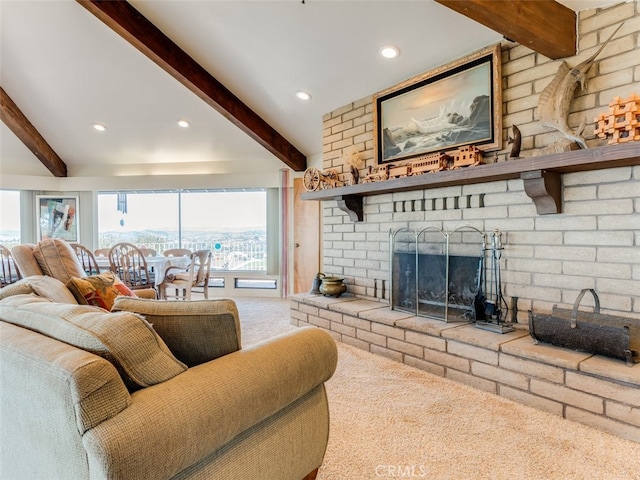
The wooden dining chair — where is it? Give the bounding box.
[192,249,212,299]
[138,247,158,279]
[94,248,111,258]
[163,248,192,258]
[70,242,101,276]
[108,242,155,291]
[139,247,157,258]
[158,249,211,300]
[0,244,22,288]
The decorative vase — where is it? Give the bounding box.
[319,276,346,297]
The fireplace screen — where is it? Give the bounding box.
[390,226,486,322]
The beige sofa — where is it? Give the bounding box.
[0,245,338,479]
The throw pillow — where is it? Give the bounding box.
[0,294,187,388]
[28,275,79,304]
[67,272,136,310]
[33,238,85,284]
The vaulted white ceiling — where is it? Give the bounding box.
[0,0,619,180]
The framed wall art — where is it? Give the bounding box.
[373,44,502,165]
[36,195,79,242]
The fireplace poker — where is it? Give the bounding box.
[494,229,503,323]
[484,232,497,319]
[474,234,487,321]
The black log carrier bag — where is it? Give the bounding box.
[528,288,640,366]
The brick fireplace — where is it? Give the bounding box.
[291,2,640,442]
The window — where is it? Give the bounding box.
[181,191,266,272]
[0,190,21,247]
[97,192,179,249]
[234,278,277,289]
[97,190,267,272]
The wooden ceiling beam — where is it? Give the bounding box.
[435,0,576,60]
[77,0,307,171]
[0,87,67,177]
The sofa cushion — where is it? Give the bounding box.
[67,272,136,310]
[0,294,187,388]
[33,239,85,284]
[0,275,78,304]
[0,281,34,300]
[112,297,241,367]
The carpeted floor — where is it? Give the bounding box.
[231,297,640,480]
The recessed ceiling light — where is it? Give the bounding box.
[178,120,190,128]
[92,123,107,131]
[380,46,400,59]
[295,90,312,101]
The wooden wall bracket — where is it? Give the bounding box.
[335,195,363,222]
[521,170,562,214]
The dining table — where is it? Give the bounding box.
[95,255,190,286]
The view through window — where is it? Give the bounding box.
[98,190,267,272]
[0,190,21,247]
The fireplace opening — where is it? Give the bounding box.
[390,226,490,323]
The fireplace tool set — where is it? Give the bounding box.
[475,229,515,334]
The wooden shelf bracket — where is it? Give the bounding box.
[335,195,363,222]
[521,170,562,215]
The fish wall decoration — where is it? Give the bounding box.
[537,22,624,149]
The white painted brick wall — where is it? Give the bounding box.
[471,362,530,390]
[499,354,565,384]
[566,371,640,406]
[607,402,640,428]
[565,407,640,441]
[500,385,564,416]
[531,379,604,413]
[319,3,639,318]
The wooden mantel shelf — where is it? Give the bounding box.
[301,144,640,221]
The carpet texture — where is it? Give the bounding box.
[232,297,640,480]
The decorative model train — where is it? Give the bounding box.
[363,145,483,183]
